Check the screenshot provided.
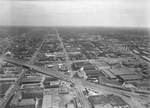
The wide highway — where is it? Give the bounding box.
[2,55,150,96]
[0,55,150,108]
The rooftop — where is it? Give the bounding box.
[101,69,117,79]
[22,88,43,94]
[10,91,36,106]
[84,70,104,76]
[119,74,142,81]
[109,68,136,76]
[88,94,127,106]
[42,94,52,108]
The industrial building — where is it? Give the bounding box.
[9,91,38,108]
[59,85,69,94]
[88,94,129,108]
[42,88,60,108]
[119,74,142,81]
[109,68,137,76]
[21,76,42,84]
[43,77,60,88]
[72,61,94,70]
[101,69,117,79]
[99,76,121,86]
[22,89,43,99]
[84,70,104,78]
[21,83,42,90]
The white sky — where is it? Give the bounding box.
[0,0,149,27]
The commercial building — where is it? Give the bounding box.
[42,88,60,108]
[72,61,92,70]
[9,91,38,108]
[109,68,136,76]
[88,94,129,108]
[67,103,75,108]
[22,89,43,99]
[43,76,59,88]
[84,70,104,78]
[42,94,52,108]
[59,85,69,94]
[0,82,12,98]
[119,74,142,81]
[101,69,117,79]
[99,76,121,86]
[21,76,42,84]
[21,83,42,90]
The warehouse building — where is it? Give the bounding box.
[21,76,42,84]
[109,68,136,76]
[21,83,42,90]
[119,74,142,81]
[42,88,60,108]
[72,61,93,70]
[9,91,39,108]
[84,70,104,78]
[22,89,43,99]
[101,69,117,79]
[43,76,60,88]
[88,94,129,108]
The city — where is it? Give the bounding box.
[0,0,149,108]
[0,27,149,108]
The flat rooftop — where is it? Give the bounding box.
[84,70,104,76]
[119,74,142,81]
[109,68,136,76]
[88,94,127,107]
[101,69,117,79]
[0,82,11,98]
[22,76,42,83]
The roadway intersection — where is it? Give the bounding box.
[0,55,150,108]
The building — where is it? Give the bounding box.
[101,69,117,79]
[22,89,43,99]
[119,74,142,81]
[99,76,121,86]
[42,94,52,108]
[59,85,69,94]
[21,76,42,84]
[109,68,137,76]
[9,91,38,108]
[137,81,150,90]
[72,61,92,70]
[43,78,60,88]
[67,103,75,108]
[88,94,129,108]
[84,70,104,78]
[42,88,60,108]
[58,63,68,71]
[21,83,42,90]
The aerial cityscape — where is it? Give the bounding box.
[0,26,149,108]
[0,0,149,108]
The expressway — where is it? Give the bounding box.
[1,55,150,97]
[0,55,150,108]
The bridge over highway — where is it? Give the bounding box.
[0,55,150,108]
[1,55,150,96]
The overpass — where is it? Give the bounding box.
[2,56,72,83]
[1,55,150,98]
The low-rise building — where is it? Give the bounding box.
[21,76,42,84]
[119,74,142,81]
[42,88,60,108]
[22,89,43,99]
[88,94,129,108]
[9,91,38,108]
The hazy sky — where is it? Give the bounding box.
[0,0,149,27]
